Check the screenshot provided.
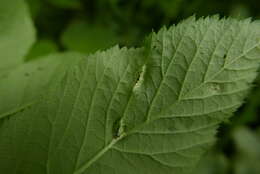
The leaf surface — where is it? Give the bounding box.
[0,0,35,73]
[0,53,83,120]
[0,17,260,174]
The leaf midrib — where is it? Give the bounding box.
[73,52,139,173]
[74,134,126,174]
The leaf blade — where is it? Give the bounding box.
[0,0,35,72]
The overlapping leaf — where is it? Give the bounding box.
[0,53,84,120]
[0,0,35,73]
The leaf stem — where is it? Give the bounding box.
[74,133,126,174]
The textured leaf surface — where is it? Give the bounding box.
[0,17,260,174]
[0,53,83,120]
[0,0,35,72]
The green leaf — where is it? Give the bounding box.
[0,16,260,174]
[0,0,35,72]
[25,39,59,61]
[233,127,260,174]
[61,20,119,54]
[0,52,83,120]
[0,46,146,174]
[233,127,260,158]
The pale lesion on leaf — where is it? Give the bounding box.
[112,117,126,139]
[133,64,146,91]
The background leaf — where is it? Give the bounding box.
[0,52,84,120]
[232,127,260,174]
[0,0,35,73]
[26,39,59,61]
[61,20,119,54]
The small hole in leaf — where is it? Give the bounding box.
[135,72,141,84]
[112,118,121,139]
[113,118,126,139]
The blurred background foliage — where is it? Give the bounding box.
[24,0,260,173]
